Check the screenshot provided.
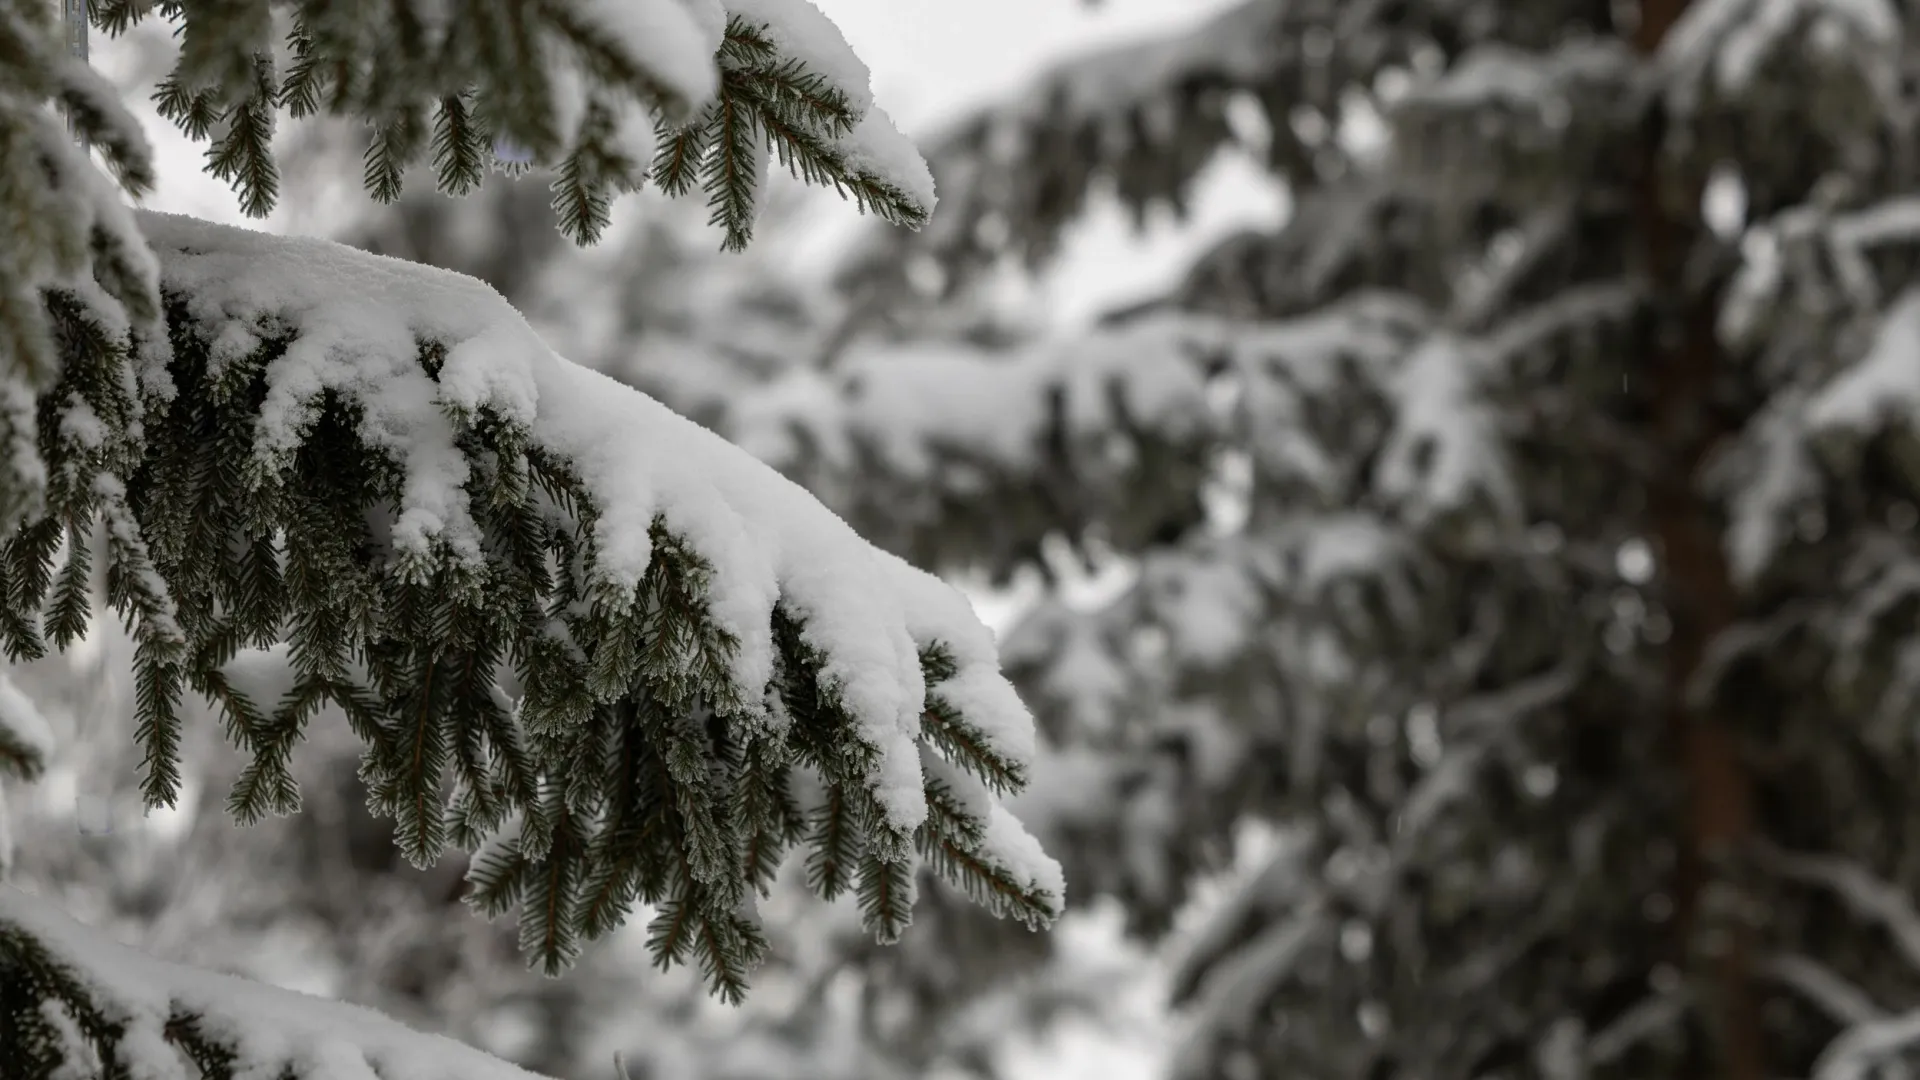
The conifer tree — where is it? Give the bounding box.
[0,2,1062,1077]
[726,0,1920,1077]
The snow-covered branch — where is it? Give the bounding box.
[1753,843,1920,975]
[1762,952,1890,1031]
[0,888,551,1080]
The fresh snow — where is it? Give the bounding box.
[134,212,1041,839]
[734,313,1221,478]
[1809,289,1920,433]
[736,343,1049,476]
[983,800,1067,905]
[716,0,936,213]
[920,748,1065,907]
[580,0,723,110]
[0,672,57,770]
[1716,393,1818,584]
[0,887,552,1080]
[1409,40,1629,110]
[676,0,728,45]
[725,0,875,121]
[1376,335,1516,523]
[1139,548,1263,667]
[839,104,938,213]
[1034,0,1278,124]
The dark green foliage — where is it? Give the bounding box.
[0,923,132,1079]
[0,4,1056,1076]
[919,643,1027,796]
[0,243,1060,1037]
[0,251,1054,1074]
[716,18,929,243]
[101,3,932,249]
[0,0,156,536]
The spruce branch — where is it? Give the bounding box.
[431,93,488,198]
[703,86,762,252]
[650,110,714,197]
[202,53,279,218]
[0,177,1042,1079]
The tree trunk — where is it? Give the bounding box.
[1630,2,1762,1078]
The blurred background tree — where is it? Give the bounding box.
[21,1,1920,1078]
[725,0,1920,1077]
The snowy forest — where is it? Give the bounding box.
[7,0,1920,1078]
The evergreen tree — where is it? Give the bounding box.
[6,176,1052,1080]
[0,2,1062,1077]
[728,0,1920,1077]
[337,171,1107,1080]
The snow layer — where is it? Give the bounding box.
[725,0,874,120]
[1809,289,1920,433]
[0,672,56,773]
[1377,335,1516,522]
[886,551,1036,772]
[1409,40,1629,110]
[920,750,1065,907]
[1029,0,1281,124]
[983,800,1066,906]
[0,887,550,1080]
[734,313,1222,477]
[841,104,937,213]
[1717,393,1818,583]
[720,0,936,213]
[134,212,1041,837]
[581,0,723,109]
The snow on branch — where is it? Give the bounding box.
[1815,1009,1920,1080]
[1808,288,1920,434]
[1585,991,1693,1068]
[733,296,1435,571]
[5,0,938,538]
[4,213,1060,1005]
[1762,952,1891,1032]
[1659,0,1898,110]
[0,674,55,878]
[1167,831,1317,1004]
[0,2,160,535]
[1376,334,1518,524]
[1169,895,1328,1080]
[71,0,936,247]
[1753,842,1920,975]
[0,887,555,1080]
[0,674,55,783]
[737,313,1225,480]
[729,311,1229,570]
